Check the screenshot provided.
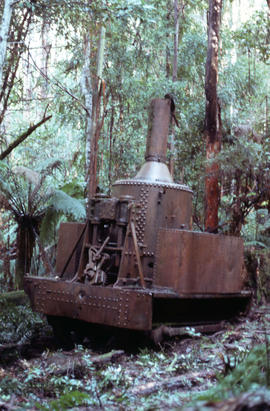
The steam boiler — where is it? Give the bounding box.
[24,98,250,337]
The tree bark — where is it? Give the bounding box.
[41,19,51,98]
[15,222,36,289]
[80,31,93,207]
[88,25,106,198]
[204,0,222,233]
[169,0,180,177]
[0,9,32,126]
[172,0,179,82]
[81,25,106,208]
[0,0,14,91]
[0,115,52,160]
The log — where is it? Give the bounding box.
[130,370,216,397]
[91,350,125,365]
[47,349,125,376]
[0,290,29,307]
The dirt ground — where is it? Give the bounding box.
[0,303,270,410]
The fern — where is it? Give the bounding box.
[37,390,89,411]
[194,343,269,403]
[0,161,86,283]
[49,190,86,220]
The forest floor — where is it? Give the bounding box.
[0,301,270,410]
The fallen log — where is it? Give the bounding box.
[130,370,216,397]
[46,349,125,376]
[0,290,29,307]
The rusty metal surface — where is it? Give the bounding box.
[145,98,171,163]
[91,196,118,220]
[56,223,85,279]
[113,181,193,284]
[154,228,245,294]
[24,277,152,330]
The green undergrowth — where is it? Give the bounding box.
[0,301,45,346]
[190,341,270,406]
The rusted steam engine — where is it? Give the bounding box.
[24,98,250,334]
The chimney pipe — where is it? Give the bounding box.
[135,98,173,183]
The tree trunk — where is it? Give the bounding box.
[15,222,35,290]
[41,19,51,98]
[81,32,93,208]
[81,25,106,209]
[0,9,32,126]
[0,0,14,90]
[204,0,222,233]
[172,0,179,83]
[169,0,180,177]
[88,25,106,198]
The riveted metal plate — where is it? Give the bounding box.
[113,179,193,193]
[154,229,245,294]
[136,186,149,242]
[24,277,152,330]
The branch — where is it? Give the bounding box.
[0,115,52,160]
[27,51,90,115]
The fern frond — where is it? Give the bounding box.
[29,174,48,212]
[37,158,64,175]
[12,166,40,186]
[43,159,63,175]
[49,190,86,220]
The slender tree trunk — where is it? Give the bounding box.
[165,0,173,78]
[267,1,270,53]
[0,9,32,125]
[108,101,115,189]
[81,32,93,208]
[0,0,13,91]
[204,0,222,233]
[266,95,269,138]
[81,25,106,209]
[88,25,106,197]
[41,19,51,98]
[172,0,179,82]
[169,0,180,177]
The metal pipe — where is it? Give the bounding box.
[135,98,173,183]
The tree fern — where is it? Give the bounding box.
[0,161,86,288]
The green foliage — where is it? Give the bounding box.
[194,343,270,403]
[232,11,270,64]
[37,391,90,411]
[0,302,44,346]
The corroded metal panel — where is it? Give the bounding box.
[154,229,245,294]
[24,277,152,331]
[112,181,193,282]
[55,223,85,277]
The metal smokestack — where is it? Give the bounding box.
[135,98,173,183]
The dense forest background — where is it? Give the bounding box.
[0,0,269,294]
